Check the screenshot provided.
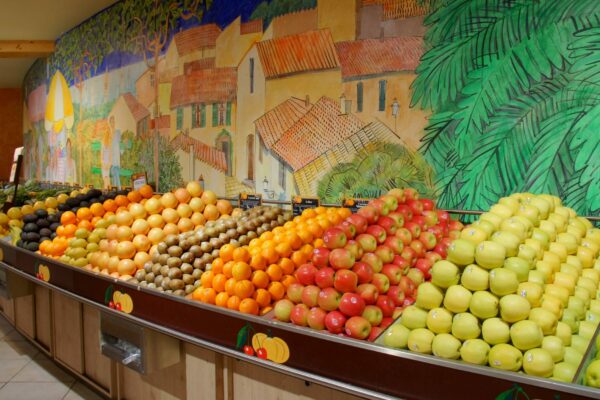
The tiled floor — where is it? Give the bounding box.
[0,316,104,400]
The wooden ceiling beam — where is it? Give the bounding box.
[0,40,55,57]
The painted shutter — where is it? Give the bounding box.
[191,104,197,128]
[212,103,218,126]
[378,80,387,111]
[200,104,206,127]
[357,82,363,112]
[226,102,232,125]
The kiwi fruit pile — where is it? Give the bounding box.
[129,206,292,296]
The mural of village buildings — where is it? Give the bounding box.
[21,0,433,203]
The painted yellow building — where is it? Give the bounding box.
[317,0,358,42]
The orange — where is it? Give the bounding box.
[301,244,314,257]
[116,206,128,213]
[232,247,250,262]
[297,229,313,244]
[316,217,332,230]
[266,264,283,282]
[192,287,203,301]
[227,295,241,311]
[225,278,237,296]
[60,211,76,225]
[272,226,285,236]
[248,246,261,257]
[253,289,271,308]
[139,184,154,199]
[327,213,342,225]
[285,232,303,250]
[234,280,254,299]
[215,292,229,307]
[291,250,308,267]
[63,224,77,238]
[239,298,259,315]
[261,247,279,265]
[219,244,236,262]
[56,226,65,237]
[293,215,303,224]
[114,195,129,208]
[232,261,251,281]
[103,199,117,212]
[211,258,224,274]
[338,208,352,219]
[279,258,295,275]
[200,270,214,288]
[314,206,327,215]
[283,221,296,230]
[313,238,325,248]
[260,231,274,241]
[281,274,297,288]
[250,254,267,271]
[249,238,262,248]
[302,208,317,219]
[261,239,276,251]
[260,306,273,316]
[76,207,92,221]
[268,281,285,301]
[91,216,102,227]
[251,270,270,289]
[200,288,216,304]
[212,273,227,293]
[275,242,292,258]
[78,220,92,230]
[223,261,235,278]
[127,190,142,203]
[307,223,323,238]
[90,203,105,217]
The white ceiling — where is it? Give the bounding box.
[0,0,119,88]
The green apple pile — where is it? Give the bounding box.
[380,193,600,382]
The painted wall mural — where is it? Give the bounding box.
[21,0,600,217]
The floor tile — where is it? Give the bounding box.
[0,330,26,342]
[63,382,105,400]
[11,357,75,383]
[0,382,72,400]
[0,359,29,382]
[0,340,38,360]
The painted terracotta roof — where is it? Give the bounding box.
[184,58,216,74]
[27,84,47,123]
[241,19,262,34]
[256,29,340,79]
[170,68,237,108]
[171,133,227,172]
[335,36,423,78]
[122,93,150,122]
[362,0,429,19]
[272,97,364,171]
[174,24,221,55]
[152,115,170,138]
[255,97,312,148]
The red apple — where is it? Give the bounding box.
[387,285,406,307]
[356,233,377,252]
[314,267,335,289]
[371,273,390,294]
[401,246,417,263]
[362,305,383,326]
[424,251,442,265]
[407,199,424,216]
[395,227,412,245]
[375,245,394,264]
[368,326,383,342]
[376,295,396,317]
[433,243,447,258]
[273,299,294,322]
[395,205,413,222]
[346,214,368,234]
[357,205,379,225]
[352,261,374,284]
[380,317,394,330]
[422,210,438,226]
[409,240,425,257]
[421,198,435,211]
[404,222,421,238]
[387,188,406,203]
[301,285,320,307]
[387,211,404,228]
[318,287,341,311]
[427,225,444,241]
[339,220,356,240]
[448,220,464,231]
[356,283,379,304]
[412,216,427,230]
[361,252,383,273]
[345,316,372,340]
[399,276,416,298]
[290,304,309,326]
[295,263,317,286]
[334,270,358,293]
[380,194,398,212]
[323,227,347,249]
[312,247,330,268]
[384,236,404,255]
[382,263,402,285]
[449,230,461,239]
[392,255,410,274]
[325,311,347,334]
[404,188,419,201]
[366,225,387,244]
[419,231,437,250]
[403,297,416,307]
[344,240,362,260]
[437,210,450,224]
[369,198,390,216]
[329,248,355,270]
[440,237,453,248]
[407,268,424,286]
[339,292,366,317]
[414,258,432,279]
[307,307,327,330]
[287,283,304,303]
[377,216,398,235]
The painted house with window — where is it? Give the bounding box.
[335,36,428,149]
[108,92,151,138]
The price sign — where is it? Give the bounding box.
[343,198,370,213]
[292,196,319,216]
[239,193,262,210]
[132,172,148,191]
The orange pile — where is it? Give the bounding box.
[192,207,351,315]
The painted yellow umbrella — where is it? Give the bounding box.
[44,70,74,133]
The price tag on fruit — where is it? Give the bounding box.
[132,172,147,191]
[343,198,370,213]
[292,196,319,216]
[239,193,262,210]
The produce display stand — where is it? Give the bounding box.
[0,239,599,400]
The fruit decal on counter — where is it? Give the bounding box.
[35,264,50,282]
[235,324,290,364]
[104,285,134,313]
[379,193,600,382]
[271,189,463,341]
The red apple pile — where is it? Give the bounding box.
[272,188,464,341]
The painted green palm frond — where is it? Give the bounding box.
[418,111,456,172]
[569,27,600,85]
[316,163,354,202]
[356,152,393,184]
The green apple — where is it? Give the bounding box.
[482,318,510,345]
[590,299,600,315]
[528,270,547,286]
[577,277,598,299]
[504,257,530,282]
[567,224,586,241]
[383,323,410,349]
[488,344,523,372]
[582,269,599,286]
[443,285,472,313]
[431,260,460,289]
[549,242,568,262]
[585,360,600,388]
[553,361,577,382]
[517,204,540,227]
[491,230,521,257]
[578,320,599,340]
[586,310,600,324]
[531,228,551,249]
[545,284,570,306]
[500,218,528,240]
[510,320,543,351]
[460,226,488,245]
[568,296,586,320]
[517,244,537,266]
[539,221,557,242]
[452,313,481,340]
[461,264,489,291]
[564,346,583,366]
[541,294,564,318]
[542,336,565,362]
[528,307,558,335]
[548,213,568,233]
[460,339,490,365]
[469,291,499,319]
[518,281,543,307]
[560,263,581,279]
[566,255,583,270]
[432,333,462,360]
[557,232,578,255]
[522,348,555,377]
[489,268,519,296]
[446,239,476,266]
[499,196,520,213]
[543,251,561,272]
[524,239,544,260]
[574,287,591,308]
[560,308,580,334]
[529,197,551,219]
[499,294,531,323]
[401,305,428,329]
[571,335,590,354]
[490,203,513,219]
[475,241,506,270]
[535,261,555,282]
[512,215,534,235]
[407,328,435,354]
[426,307,453,334]
[480,212,503,230]
[472,220,495,237]
[538,194,559,211]
[416,282,444,310]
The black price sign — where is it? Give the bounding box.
[292,196,319,216]
[239,193,262,210]
[343,198,370,213]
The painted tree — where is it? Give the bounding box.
[250,0,316,25]
[412,0,600,216]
